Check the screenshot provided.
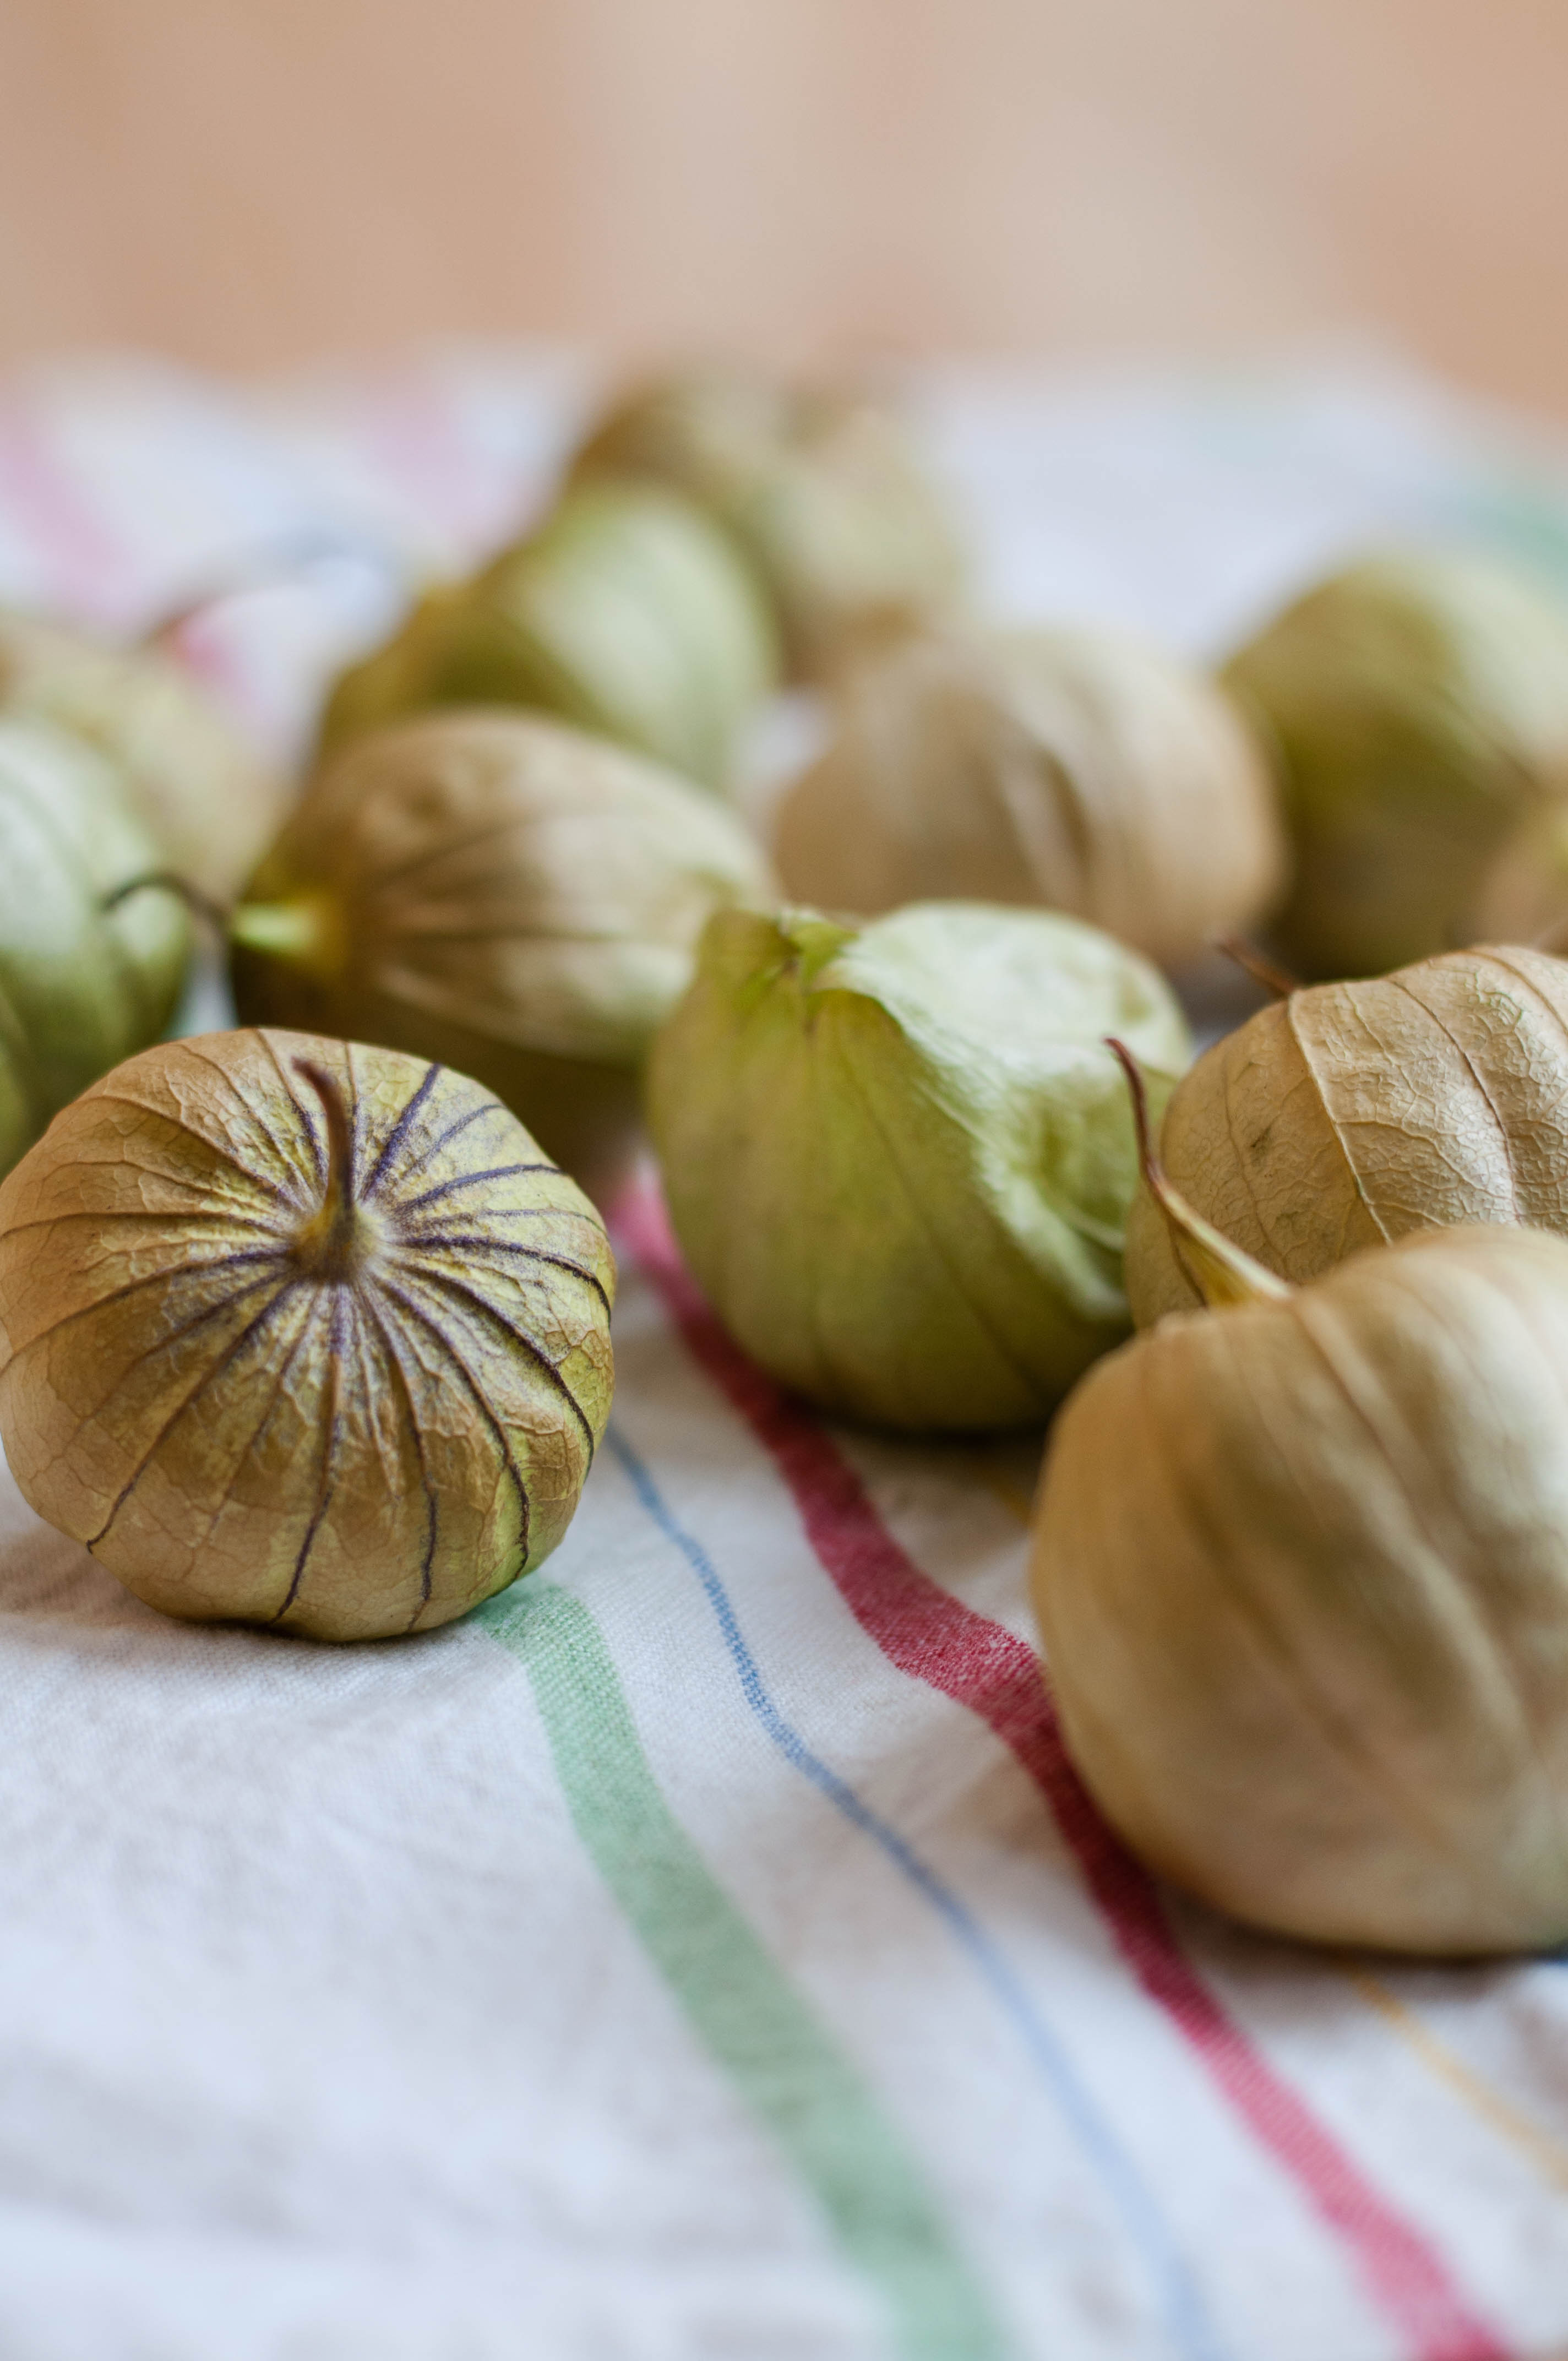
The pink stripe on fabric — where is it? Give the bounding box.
[614,1180,1510,2361]
[356,366,500,550]
[0,387,270,726]
[0,394,134,619]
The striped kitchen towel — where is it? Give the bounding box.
[0,345,1565,2358]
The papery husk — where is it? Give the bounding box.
[646,900,1190,1431]
[230,711,774,1207]
[0,610,288,901]
[315,483,778,790]
[570,367,965,682]
[0,1027,614,1642]
[0,717,190,1173]
[1222,551,1568,980]
[1126,942,1568,1324]
[1032,1222,1568,1954]
[772,625,1287,972]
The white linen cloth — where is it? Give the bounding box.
[0,344,1565,2360]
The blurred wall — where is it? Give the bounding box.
[0,0,1564,412]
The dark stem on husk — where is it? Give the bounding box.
[293,1059,363,1281]
[1207,933,1300,1001]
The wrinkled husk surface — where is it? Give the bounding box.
[1033,1223,1568,1954]
[0,1028,614,1642]
[1222,551,1568,979]
[231,711,774,1207]
[1127,943,1568,1323]
[774,624,1287,971]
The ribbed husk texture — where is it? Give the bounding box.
[1033,1223,1568,1954]
[772,625,1286,971]
[0,1028,615,1642]
[231,711,774,1207]
[1126,944,1568,1323]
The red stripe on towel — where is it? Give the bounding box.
[615,1180,1510,2361]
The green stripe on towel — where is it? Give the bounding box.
[481,1581,1008,2361]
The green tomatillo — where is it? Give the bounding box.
[0,716,191,1174]
[228,710,774,1208]
[0,608,287,904]
[316,481,779,791]
[1222,550,1568,979]
[646,900,1191,1430]
[569,366,966,682]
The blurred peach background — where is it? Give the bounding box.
[0,1,1562,412]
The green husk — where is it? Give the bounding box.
[570,368,965,681]
[0,717,191,1168]
[316,482,779,790]
[1222,551,1568,978]
[230,710,774,1207]
[0,609,287,901]
[647,900,1191,1431]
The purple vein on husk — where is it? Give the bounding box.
[20,1248,288,1353]
[360,1061,444,1200]
[403,1235,612,1318]
[399,1261,597,1462]
[86,1277,304,1547]
[86,1092,313,1208]
[0,1206,290,1242]
[172,1287,322,1569]
[374,1275,531,1572]
[270,1287,350,1620]
[193,1035,323,1198]
[395,1161,559,1216]
[361,1292,440,1626]
[381,1098,513,1193]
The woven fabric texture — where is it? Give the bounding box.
[0,347,1565,2360]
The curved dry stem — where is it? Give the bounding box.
[1208,932,1300,1001]
[1107,1036,1292,1313]
[291,1059,365,1281]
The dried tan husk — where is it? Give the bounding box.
[772,625,1286,972]
[1032,1222,1568,1954]
[0,610,288,901]
[230,711,774,1207]
[1126,943,1568,1324]
[0,1027,614,1642]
